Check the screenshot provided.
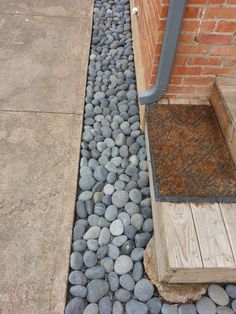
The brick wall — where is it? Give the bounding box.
[133,0,236,99]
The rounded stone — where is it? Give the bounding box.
[142,218,153,232]
[118,212,130,227]
[208,284,229,306]
[232,300,236,312]
[75,200,87,218]
[99,296,112,314]
[110,219,124,236]
[115,288,131,303]
[146,297,162,314]
[196,296,217,314]
[131,247,144,261]
[84,303,99,314]
[114,255,133,275]
[79,176,96,190]
[121,240,135,255]
[105,205,118,221]
[72,239,87,252]
[216,306,234,314]
[98,227,111,246]
[112,301,123,314]
[108,271,119,292]
[65,297,85,314]
[85,266,105,280]
[112,190,129,208]
[129,188,142,204]
[134,279,154,302]
[162,304,178,314]
[68,271,87,285]
[70,285,87,298]
[97,245,108,260]
[79,191,93,201]
[103,183,115,195]
[87,239,98,251]
[125,202,140,215]
[94,166,108,182]
[83,226,101,240]
[120,274,135,291]
[100,257,114,273]
[107,244,120,260]
[87,279,109,303]
[125,300,148,314]
[70,252,83,270]
[178,304,197,314]
[83,251,97,268]
[112,235,128,247]
[131,214,144,231]
[124,224,137,240]
[135,232,151,248]
[226,285,236,298]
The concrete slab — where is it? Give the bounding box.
[0,0,93,18]
[0,14,91,114]
[0,111,83,314]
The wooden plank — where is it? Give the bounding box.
[169,268,236,284]
[220,203,236,262]
[191,203,235,268]
[160,202,202,270]
[210,83,236,165]
[189,99,211,106]
[169,99,190,105]
[145,124,172,282]
[130,0,146,131]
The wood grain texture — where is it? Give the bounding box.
[169,268,236,283]
[130,0,146,131]
[160,202,202,270]
[211,77,236,165]
[145,124,172,282]
[191,203,235,268]
[220,203,236,262]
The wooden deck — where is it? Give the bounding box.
[146,88,236,283]
[211,76,236,165]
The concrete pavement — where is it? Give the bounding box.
[0,1,93,313]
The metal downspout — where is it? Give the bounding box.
[139,0,187,105]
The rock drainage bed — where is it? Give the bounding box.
[65,1,236,313]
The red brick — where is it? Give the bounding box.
[200,22,217,32]
[188,57,222,66]
[184,7,200,19]
[224,58,236,66]
[216,21,236,32]
[210,47,236,56]
[227,0,236,3]
[182,21,201,32]
[195,33,232,45]
[177,44,210,54]
[174,55,189,65]
[169,76,183,84]
[205,7,236,19]
[179,33,194,43]
[202,67,235,75]
[183,76,215,85]
[189,0,225,2]
[171,66,202,75]
[167,85,196,94]
[160,5,168,18]
[188,0,208,3]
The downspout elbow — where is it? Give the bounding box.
[138,0,186,105]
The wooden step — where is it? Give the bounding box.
[145,100,236,284]
[210,76,236,165]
